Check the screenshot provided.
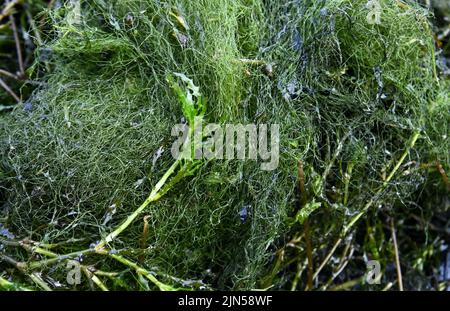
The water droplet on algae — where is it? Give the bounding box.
[320,8,328,16]
[287,81,296,94]
[292,29,303,52]
[263,63,274,78]
[24,101,32,112]
[109,15,121,30]
[239,206,249,224]
[0,223,15,239]
[134,178,145,188]
[151,146,165,170]
[102,204,118,225]
[39,47,52,62]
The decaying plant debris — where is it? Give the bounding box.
[0,0,449,290]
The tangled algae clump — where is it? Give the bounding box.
[1,0,449,290]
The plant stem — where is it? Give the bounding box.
[10,11,24,76]
[343,163,354,206]
[304,221,313,290]
[0,276,32,291]
[81,266,109,291]
[329,276,364,291]
[290,258,306,291]
[344,131,420,234]
[0,0,22,23]
[0,253,51,290]
[29,272,52,291]
[109,253,178,291]
[390,217,403,291]
[0,77,20,102]
[0,69,19,80]
[314,131,421,281]
[96,160,180,251]
[313,237,343,282]
[27,249,95,269]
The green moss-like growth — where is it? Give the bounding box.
[1,0,449,290]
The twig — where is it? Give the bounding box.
[382,282,394,291]
[410,213,445,233]
[0,253,23,268]
[304,220,314,290]
[0,77,20,102]
[290,258,306,291]
[312,237,343,282]
[29,238,87,250]
[321,241,354,290]
[297,160,314,290]
[3,232,176,291]
[0,238,21,247]
[390,217,403,291]
[26,9,52,73]
[2,239,118,290]
[322,132,351,184]
[0,0,22,23]
[93,270,119,278]
[329,276,364,291]
[235,58,265,65]
[343,163,354,206]
[0,69,20,80]
[436,162,450,192]
[297,160,307,205]
[10,11,25,76]
[25,10,43,46]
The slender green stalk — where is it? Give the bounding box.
[0,73,205,291]
[30,238,86,250]
[0,253,24,269]
[390,218,404,291]
[315,131,421,281]
[0,276,33,291]
[29,273,52,291]
[27,249,95,269]
[344,131,420,234]
[0,253,51,291]
[109,254,179,291]
[329,276,364,291]
[95,160,180,251]
[94,270,119,278]
[0,238,20,247]
[81,266,109,291]
[21,243,59,258]
[343,163,354,206]
[313,237,343,281]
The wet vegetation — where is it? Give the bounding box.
[0,0,449,291]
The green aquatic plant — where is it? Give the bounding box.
[1,71,206,291]
[1,0,449,291]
